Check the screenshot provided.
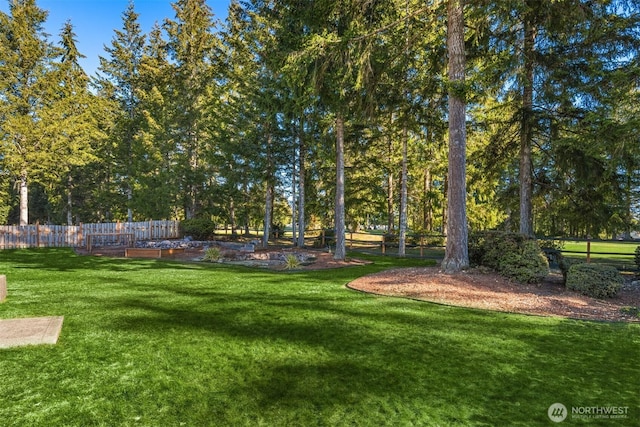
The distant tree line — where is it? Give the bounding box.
[2,0,640,261]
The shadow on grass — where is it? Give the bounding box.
[0,248,209,272]
[92,283,639,425]
[2,248,638,425]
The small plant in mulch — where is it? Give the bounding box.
[203,247,221,262]
[284,254,301,270]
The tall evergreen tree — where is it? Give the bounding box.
[0,0,56,225]
[164,0,221,219]
[475,0,640,236]
[135,23,175,220]
[97,1,146,222]
[45,21,99,224]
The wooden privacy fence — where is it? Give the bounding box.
[0,220,180,250]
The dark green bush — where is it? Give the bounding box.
[634,246,640,271]
[468,231,549,283]
[558,255,585,284]
[180,218,216,241]
[566,263,622,299]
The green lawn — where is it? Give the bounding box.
[0,249,638,426]
[560,240,639,269]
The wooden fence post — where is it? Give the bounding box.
[381,235,386,254]
[586,236,591,263]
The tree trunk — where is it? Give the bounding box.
[519,5,535,237]
[229,198,237,235]
[297,118,306,248]
[262,185,272,247]
[127,189,133,223]
[19,171,28,226]
[291,144,297,245]
[67,174,73,226]
[398,124,409,257]
[387,118,395,233]
[441,0,469,273]
[334,114,346,260]
[263,132,274,247]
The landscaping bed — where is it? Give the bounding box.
[77,243,370,270]
[348,266,640,322]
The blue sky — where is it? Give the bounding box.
[0,0,230,76]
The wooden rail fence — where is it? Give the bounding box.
[0,220,180,250]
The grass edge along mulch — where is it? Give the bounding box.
[0,248,638,426]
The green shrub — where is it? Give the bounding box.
[634,246,640,271]
[558,255,585,284]
[468,231,488,266]
[180,218,216,241]
[566,263,623,299]
[468,231,549,283]
[202,247,221,262]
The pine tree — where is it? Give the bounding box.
[164,0,221,219]
[96,1,146,221]
[44,21,99,225]
[474,0,640,236]
[0,0,57,225]
[135,23,175,220]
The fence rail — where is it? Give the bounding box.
[0,220,180,250]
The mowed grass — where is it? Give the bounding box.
[561,240,639,270]
[0,249,638,426]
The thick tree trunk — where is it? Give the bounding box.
[334,114,346,260]
[19,171,28,226]
[441,0,469,273]
[520,6,535,237]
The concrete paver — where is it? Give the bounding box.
[0,316,64,349]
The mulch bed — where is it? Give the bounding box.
[348,267,640,323]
